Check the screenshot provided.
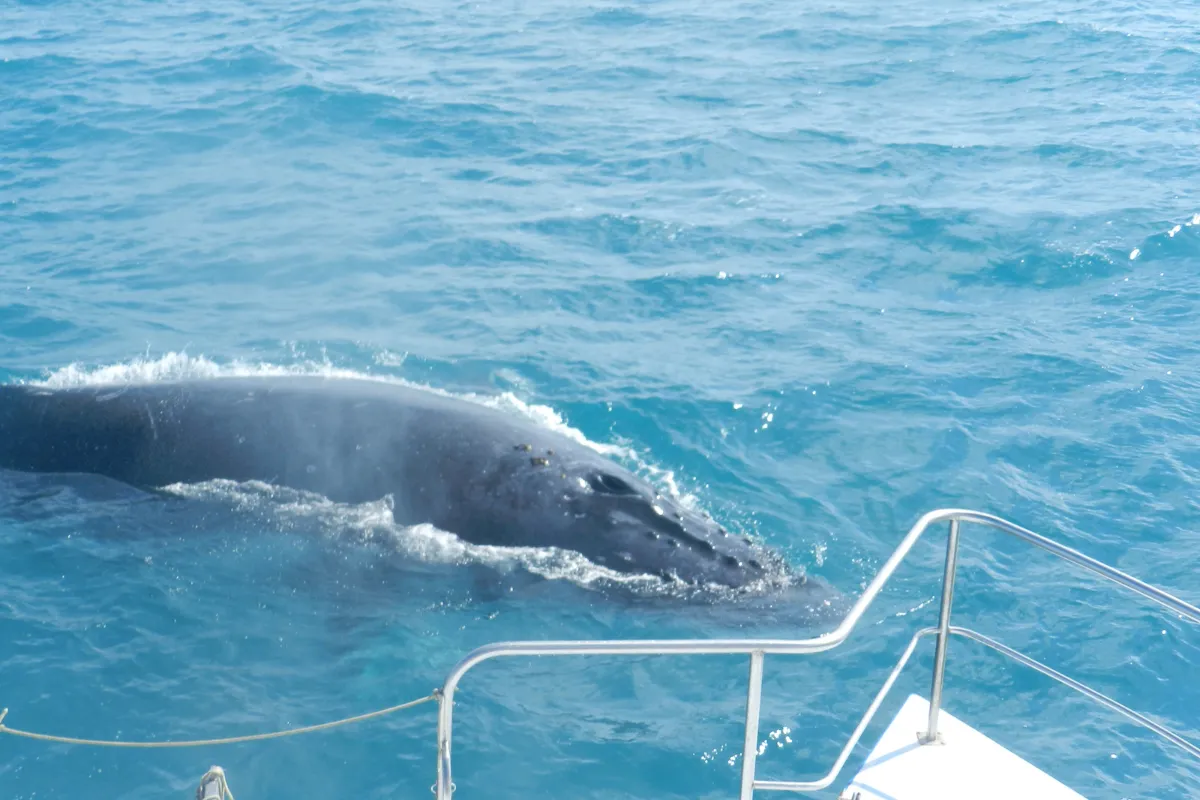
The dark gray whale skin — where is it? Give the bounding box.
[0,376,791,589]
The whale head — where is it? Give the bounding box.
[463,440,793,591]
[575,467,790,589]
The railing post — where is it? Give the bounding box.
[739,651,765,800]
[921,518,960,744]
[436,690,453,800]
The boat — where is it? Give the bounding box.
[431,509,1200,799]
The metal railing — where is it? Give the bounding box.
[434,509,1200,799]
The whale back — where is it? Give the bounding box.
[0,377,791,589]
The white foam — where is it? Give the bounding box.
[162,479,679,593]
[31,352,620,449]
[157,479,793,597]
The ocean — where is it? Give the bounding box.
[2,0,1199,797]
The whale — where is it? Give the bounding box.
[0,376,798,590]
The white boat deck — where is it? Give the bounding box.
[841,694,1087,800]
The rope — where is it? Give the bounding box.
[0,693,438,749]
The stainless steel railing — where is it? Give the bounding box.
[434,509,1200,799]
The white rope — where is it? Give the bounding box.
[0,692,438,748]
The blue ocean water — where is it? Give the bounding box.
[3,0,1200,797]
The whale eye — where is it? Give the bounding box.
[589,473,637,495]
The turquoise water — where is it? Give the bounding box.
[3,0,1200,797]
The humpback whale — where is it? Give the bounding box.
[0,376,794,590]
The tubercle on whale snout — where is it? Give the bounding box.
[646,552,808,597]
[651,528,788,590]
[600,496,775,588]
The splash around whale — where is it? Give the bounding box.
[0,375,811,593]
